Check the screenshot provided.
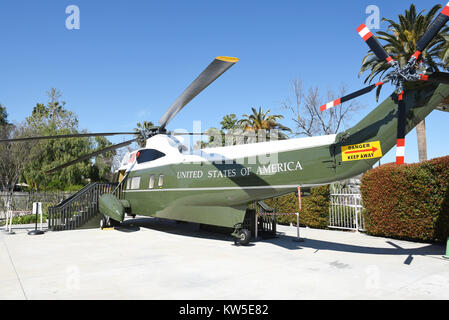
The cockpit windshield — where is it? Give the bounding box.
[136,149,166,164]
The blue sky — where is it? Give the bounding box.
[0,0,448,164]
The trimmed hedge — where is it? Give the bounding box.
[361,155,449,242]
[264,185,330,229]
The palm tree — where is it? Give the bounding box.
[134,121,155,147]
[237,107,291,140]
[359,4,449,162]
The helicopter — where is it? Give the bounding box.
[3,4,449,246]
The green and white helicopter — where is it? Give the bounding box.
[4,4,449,245]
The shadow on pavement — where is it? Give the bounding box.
[120,217,236,243]
[118,217,446,260]
[262,233,446,262]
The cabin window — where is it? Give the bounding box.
[158,175,164,187]
[130,176,141,190]
[149,175,155,189]
[136,149,166,164]
[126,178,131,190]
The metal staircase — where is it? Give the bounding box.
[48,182,119,231]
[247,201,277,239]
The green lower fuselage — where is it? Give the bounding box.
[120,83,449,228]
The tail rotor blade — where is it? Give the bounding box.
[412,2,449,60]
[357,24,396,65]
[396,91,406,165]
[320,82,385,111]
[419,72,449,84]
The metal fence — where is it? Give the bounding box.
[328,188,365,232]
[0,191,75,222]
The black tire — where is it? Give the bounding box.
[110,219,121,227]
[100,217,106,230]
[236,229,251,246]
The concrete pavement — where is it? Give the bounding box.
[1,217,448,300]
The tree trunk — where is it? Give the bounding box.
[416,119,427,162]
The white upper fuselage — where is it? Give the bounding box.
[118,134,337,173]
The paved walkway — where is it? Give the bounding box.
[1,218,448,300]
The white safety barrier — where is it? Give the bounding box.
[329,188,365,232]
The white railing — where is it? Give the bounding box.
[328,188,365,232]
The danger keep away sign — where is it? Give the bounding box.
[341,141,383,162]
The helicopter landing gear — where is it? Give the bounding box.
[100,216,109,229]
[100,216,120,229]
[232,224,251,246]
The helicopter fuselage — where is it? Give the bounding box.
[115,82,449,229]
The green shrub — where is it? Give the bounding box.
[4,214,49,225]
[265,185,330,229]
[361,155,449,242]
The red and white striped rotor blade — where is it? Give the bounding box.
[396,91,406,165]
[411,2,449,60]
[320,82,385,112]
[357,24,396,65]
[419,72,449,84]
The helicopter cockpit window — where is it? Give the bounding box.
[136,149,166,164]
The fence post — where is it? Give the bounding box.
[444,238,449,259]
[354,194,359,233]
[4,208,9,232]
[255,211,258,239]
[293,186,304,242]
[6,198,15,235]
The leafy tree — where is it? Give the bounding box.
[237,107,291,140]
[200,114,240,148]
[220,114,238,130]
[359,4,449,162]
[0,122,36,215]
[134,120,155,147]
[23,89,115,190]
[199,109,291,149]
[89,136,115,182]
[0,104,8,126]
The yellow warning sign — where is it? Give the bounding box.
[342,141,383,162]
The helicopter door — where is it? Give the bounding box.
[118,170,127,183]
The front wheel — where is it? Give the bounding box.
[235,229,251,246]
[100,217,106,230]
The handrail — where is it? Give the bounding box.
[55,182,96,207]
[48,182,119,231]
[257,201,275,213]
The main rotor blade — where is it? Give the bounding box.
[0,132,136,143]
[396,91,406,165]
[158,56,239,130]
[419,72,449,84]
[320,81,386,111]
[45,138,138,174]
[172,132,208,136]
[412,2,449,60]
[172,132,267,137]
[357,24,396,65]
